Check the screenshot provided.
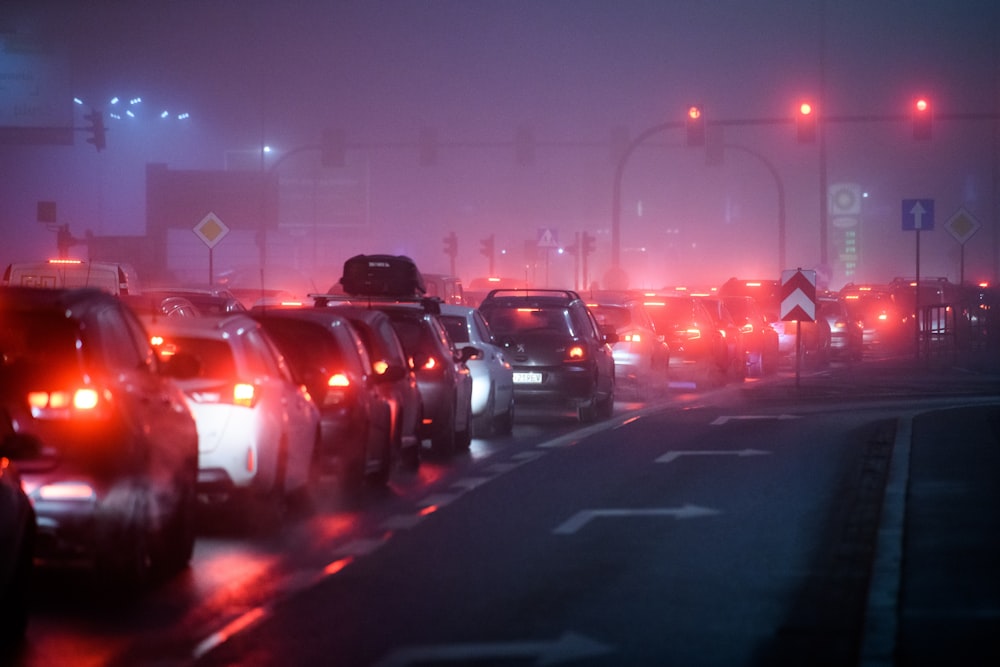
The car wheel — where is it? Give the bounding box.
[747,351,764,377]
[472,388,496,438]
[159,470,197,576]
[0,519,33,645]
[366,431,393,487]
[455,398,472,451]
[493,394,514,435]
[430,399,457,457]
[596,390,615,420]
[98,496,155,596]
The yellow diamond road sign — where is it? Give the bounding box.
[944,207,981,245]
[194,212,230,249]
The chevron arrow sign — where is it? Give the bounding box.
[780,269,816,322]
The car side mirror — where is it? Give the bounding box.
[375,364,407,382]
[458,345,481,363]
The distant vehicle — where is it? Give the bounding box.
[817,295,864,361]
[121,293,200,318]
[717,277,830,366]
[145,314,320,522]
[335,254,474,457]
[437,303,515,437]
[0,432,36,645]
[642,294,728,388]
[478,289,616,422]
[317,306,423,471]
[422,273,465,305]
[2,258,140,296]
[0,286,199,592]
[839,283,906,350]
[696,295,748,382]
[720,295,780,376]
[375,303,476,457]
[586,297,670,390]
[464,276,530,307]
[251,308,396,491]
[142,285,247,315]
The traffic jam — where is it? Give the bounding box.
[2,251,995,659]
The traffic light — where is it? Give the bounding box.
[796,101,816,143]
[322,128,346,167]
[685,105,705,147]
[443,231,458,258]
[84,108,106,151]
[419,127,437,166]
[912,97,932,140]
[582,232,596,255]
[480,234,495,274]
[515,126,535,165]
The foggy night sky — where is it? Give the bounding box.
[2,0,998,290]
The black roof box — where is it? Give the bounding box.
[340,254,427,298]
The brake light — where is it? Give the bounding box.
[28,387,107,418]
[739,323,754,335]
[37,481,97,501]
[328,373,350,388]
[622,332,641,343]
[422,356,438,371]
[233,383,257,407]
[566,344,586,361]
[681,328,702,340]
[372,359,389,375]
[47,258,84,265]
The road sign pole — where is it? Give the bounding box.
[914,229,921,359]
[209,247,214,286]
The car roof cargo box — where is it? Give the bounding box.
[340,254,427,298]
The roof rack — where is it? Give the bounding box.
[308,292,443,315]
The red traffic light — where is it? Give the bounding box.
[795,101,816,143]
[685,105,705,146]
[912,97,932,140]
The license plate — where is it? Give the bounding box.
[513,371,543,384]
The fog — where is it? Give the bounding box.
[2,0,998,293]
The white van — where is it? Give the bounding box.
[2,259,140,295]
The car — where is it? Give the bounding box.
[437,303,515,437]
[142,285,248,315]
[2,258,140,296]
[144,313,320,520]
[0,286,199,592]
[839,283,905,350]
[696,295,748,382]
[717,277,830,367]
[313,305,423,472]
[641,294,728,388]
[0,431,37,647]
[720,295,780,376]
[586,297,670,391]
[250,308,397,491]
[477,289,616,422]
[333,254,474,457]
[120,293,201,318]
[817,294,864,361]
[372,303,476,457]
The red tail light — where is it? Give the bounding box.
[621,332,642,343]
[565,344,586,361]
[28,387,108,419]
[188,382,261,408]
[323,372,353,407]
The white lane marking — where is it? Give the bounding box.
[656,448,771,464]
[553,505,721,535]
[710,414,800,425]
[372,631,613,667]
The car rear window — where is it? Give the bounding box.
[159,337,236,378]
[482,306,571,336]
[0,310,79,372]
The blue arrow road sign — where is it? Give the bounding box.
[902,198,934,230]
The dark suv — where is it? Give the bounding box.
[0,286,199,592]
[478,289,616,422]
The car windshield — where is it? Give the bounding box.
[589,305,631,330]
[482,307,571,336]
[0,310,79,372]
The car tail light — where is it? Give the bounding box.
[36,481,97,502]
[565,344,587,361]
[677,327,702,340]
[621,331,641,343]
[372,359,389,375]
[27,387,108,419]
[188,382,261,408]
[739,322,755,335]
[323,372,354,407]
